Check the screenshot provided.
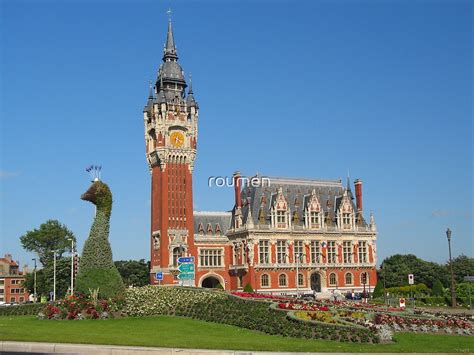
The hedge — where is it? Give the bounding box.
[125,286,378,343]
[0,303,45,316]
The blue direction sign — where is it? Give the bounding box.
[177,273,194,280]
[178,263,195,273]
[178,256,194,263]
[155,272,163,281]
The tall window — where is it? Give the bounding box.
[259,240,269,263]
[343,241,352,263]
[277,240,286,263]
[310,241,321,263]
[342,213,351,229]
[172,247,183,267]
[329,273,337,286]
[293,241,304,262]
[358,241,367,263]
[310,211,320,228]
[327,241,336,263]
[261,274,270,287]
[276,210,287,228]
[345,272,353,285]
[199,249,223,267]
[298,273,304,286]
[279,273,287,287]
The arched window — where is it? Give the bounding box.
[298,273,304,287]
[279,273,287,287]
[172,247,183,267]
[345,272,353,285]
[329,273,337,286]
[261,274,270,288]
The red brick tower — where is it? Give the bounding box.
[143,18,198,284]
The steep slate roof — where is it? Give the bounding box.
[193,211,232,236]
[237,175,366,228]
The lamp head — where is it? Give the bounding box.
[446,228,452,241]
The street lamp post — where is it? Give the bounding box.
[53,250,57,302]
[32,258,37,302]
[446,228,457,307]
[67,238,75,295]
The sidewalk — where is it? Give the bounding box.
[0,341,417,355]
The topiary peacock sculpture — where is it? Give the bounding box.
[75,170,124,299]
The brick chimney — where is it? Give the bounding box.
[233,171,242,209]
[354,179,363,211]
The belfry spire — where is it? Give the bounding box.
[163,9,178,61]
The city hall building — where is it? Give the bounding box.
[143,19,378,296]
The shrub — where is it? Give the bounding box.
[432,280,444,297]
[0,303,44,316]
[372,280,384,298]
[243,283,254,293]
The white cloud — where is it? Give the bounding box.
[0,170,20,179]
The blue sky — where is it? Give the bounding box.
[1,0,472,268]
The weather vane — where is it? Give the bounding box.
[166,8,172,22]
[86,165,102,181]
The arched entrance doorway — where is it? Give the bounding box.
[310,273,321,292]
[201,276,222,289]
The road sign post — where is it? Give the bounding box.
[156,272,163,286]
[177,256,195,286]
[408,274,414,309]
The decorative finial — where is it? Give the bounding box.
[166,8,172,22]
[148,80,154,98]
[86,165,102,182]
[188,73,193,93]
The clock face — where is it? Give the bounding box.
[170,131,185,148]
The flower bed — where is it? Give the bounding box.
[278,302,329,312]
[37,294,113,320]
[231,292,291,301]
[374,313,472,335]
[295,311,339,324]
[126,286,378,343]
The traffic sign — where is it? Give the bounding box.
[156,272,163,281]
[178,256,194,263]
[177,273,194,280]
[178,263,195,273]
[408,274,414,285]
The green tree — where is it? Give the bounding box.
[23,257,72,299]
[432,279,445,296]
[372,280,384,298]
[380,254,447,288]
[448,255,474,284]
[114,259,150,287]
[75,180,124,299]
[19,220,75,267]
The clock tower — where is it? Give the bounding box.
[143,18,198,284]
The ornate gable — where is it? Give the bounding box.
[307,189,321,212]
[274,187,288,210]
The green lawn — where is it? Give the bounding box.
[0,316,472,353]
